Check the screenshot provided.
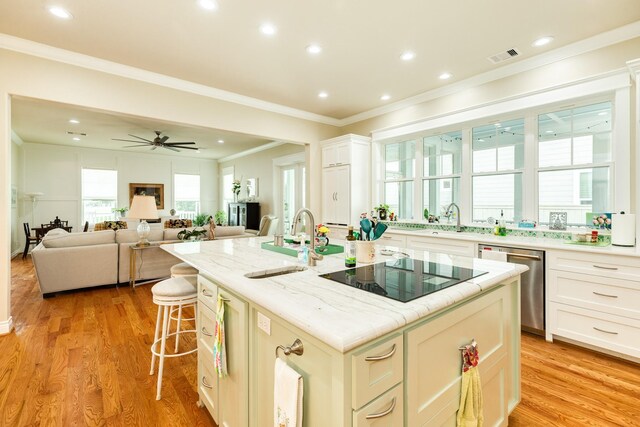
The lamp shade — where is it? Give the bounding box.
[128,195,159,219]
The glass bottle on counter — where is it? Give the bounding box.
[498,210,507,236]
[345,226,356,268]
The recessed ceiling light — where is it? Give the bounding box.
[318,91,328,99]
[439,72,452,80]
[532,36,554,47]
[72,137,80,141]
[198,0,218,10]
[69,119,79,124]
[598,111,607,116]
[195,149,201,153]
[380,94,391,101]
[546,130,554,133]
[478,139,485,142]
[400,51,415,61]
[218,139,224,144]
[306,44,322,54]
[49,6,73,19]
[260,23,277,36]
[494,123,501,127]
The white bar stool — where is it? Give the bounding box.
[149,276,198,400]
[169,262,198,352]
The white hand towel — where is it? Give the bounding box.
[274,358,303,427]
[481,249,507,262]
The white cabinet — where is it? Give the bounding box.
[406,235,476,257]
[376,232,406,248]
[321,134,370,227]
[197,275,249,427]
[323,166,351,226]
[547,250,640,359]
[322,141,351,167]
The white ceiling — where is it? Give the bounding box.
[1,1,639,120]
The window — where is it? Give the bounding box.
[472,118,524,222]
[174,174,200,219]
[538,102,612,224]
[384,140,415,219]
[423,131,461,217]
[222,167,234,214]
[82,168,117,224]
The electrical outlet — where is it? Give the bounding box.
[257,312,271,335]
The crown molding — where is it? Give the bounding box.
[217,140,286,163]
[627,58,640,79]
[0,34,342,127]
[11,130,24,145]
[340,20,640,126]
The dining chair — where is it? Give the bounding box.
[83,221,89,232]
[22,223,39,259]
[38,224,54,240]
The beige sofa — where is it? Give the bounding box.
[31,224,254,296]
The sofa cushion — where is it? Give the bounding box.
[95,221,128,231]
[165,219,192,228]
[115,228,164,244]
[45,228,69,237]
[214,225,246,238]
[42,229,116,248]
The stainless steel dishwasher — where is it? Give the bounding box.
[478,244,545,336]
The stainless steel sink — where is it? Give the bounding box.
[244,265,307,279]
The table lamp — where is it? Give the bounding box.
[128,195,159,246]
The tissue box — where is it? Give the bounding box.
[518,221,536,229]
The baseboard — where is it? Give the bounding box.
[0,316,14,335]
[11,249,22,259]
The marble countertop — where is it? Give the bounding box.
[162,237,527,353]
[373,227,640,257]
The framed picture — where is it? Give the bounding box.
[247,178,259,198]
[549,211,567,230]
[11,187,17,208]
[129,183,164,209]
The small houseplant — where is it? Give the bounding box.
[177,228,207,241]
[113,207,128,218]
[375,204,390,221]
[193,213,211,227]
[214,210,227,226]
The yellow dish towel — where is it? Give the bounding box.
[457,342,483,427]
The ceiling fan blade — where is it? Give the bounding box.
[163,146,180,152]
[165,142,196,145]
[113,138,153,144]
[174,146,200,151]
[122,144,153,148]
[159,135,170,143]
[151,146,157,151]
[128,134,154,143]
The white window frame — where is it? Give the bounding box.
[422,130,463,218]
[221,166,234,215]
[173,173,201,220]
[81,167,118,224]
[382,139,417,220]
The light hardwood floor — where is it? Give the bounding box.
[1,257,639,426]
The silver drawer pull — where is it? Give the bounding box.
[201,376,213,389]
[506,253,541,261]
[201,289,214,297]
[201,327,213,337]
[592,292,618,298]
[593,326,618,335]
[592,264,618,271]
[365,344,396,362]
[365,397,396,420]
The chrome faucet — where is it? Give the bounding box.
[291,208,323,266]
[446,202,463,232]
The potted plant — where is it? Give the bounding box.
[193,213,211,227]
[214,210,227,226]
[112,207,128,218]
[177,228,208,241]
[374,204,390,221]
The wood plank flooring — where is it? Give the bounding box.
[1,257,639,426]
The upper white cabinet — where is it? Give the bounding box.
[321,134,371,226]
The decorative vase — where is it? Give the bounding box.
[170,208,176,216]
[316,235,329,251]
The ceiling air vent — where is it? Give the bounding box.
[487,48,520,64]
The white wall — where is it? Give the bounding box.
[218,144,305,218]
[10,141,22,255]
[18,142,217,235]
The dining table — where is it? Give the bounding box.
[32,225,73,240]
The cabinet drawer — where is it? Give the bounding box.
[198,303,216,366]
[406,236,475,257]
[198,275,218,311]
[549,270,640,320]
[549,302,640,358]
[376,233,406,248]
[352,334,403,410]
[353,383,403,427]
[198,359,219,422]
[548,251,640,282]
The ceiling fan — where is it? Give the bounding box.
[113,130,200,152]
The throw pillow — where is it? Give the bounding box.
[103,220,128,230]
[166,219,193,229]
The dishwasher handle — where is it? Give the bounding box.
[506,253,542,261]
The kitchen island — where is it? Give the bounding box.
[162,237,527,426]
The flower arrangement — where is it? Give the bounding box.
[315,224,330,237]
[232,179,241,196]
[591,213,612,230]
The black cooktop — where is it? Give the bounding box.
[320,258,487,303]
